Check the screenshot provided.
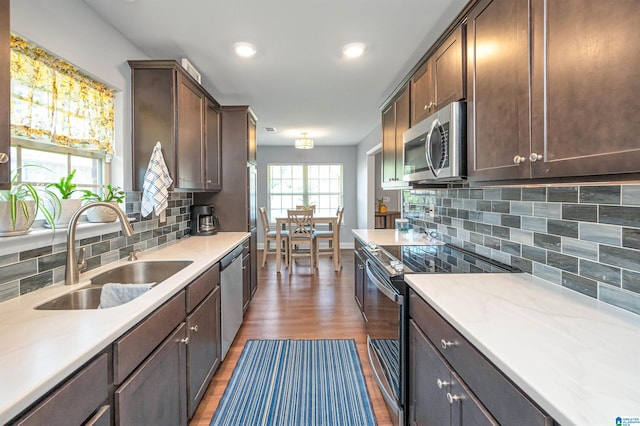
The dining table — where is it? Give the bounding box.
[274,215,340,273]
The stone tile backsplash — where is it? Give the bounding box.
[404,184,640,316]
[0,192,192,303]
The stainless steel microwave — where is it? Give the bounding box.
[403,101,466,183]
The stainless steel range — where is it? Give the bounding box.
[360,241,519,426]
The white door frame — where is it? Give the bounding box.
[366,143,381,229]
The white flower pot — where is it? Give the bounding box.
[45,198,83,227]
[85,201,119,223]
[0,200,36,236]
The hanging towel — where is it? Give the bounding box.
[98,283,154,308]
[141,141,173,218]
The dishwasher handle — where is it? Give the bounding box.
[220,245,244,269]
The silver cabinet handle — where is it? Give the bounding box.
[424,104,429,110]
[190,325,198,332]
[0,153,8,164]
[529,152,543,162]
[447,393,463,404]
[180,337,189,344]
[437,379,449,389]
[357,264,364,270]
[513,155,526,164]
[206,179,212,183]
[440,339,457,350]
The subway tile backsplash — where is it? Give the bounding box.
[0,192,192,303]
[404,183,640,316]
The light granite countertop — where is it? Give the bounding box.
[406,273,640,426]
[0,232,249,424]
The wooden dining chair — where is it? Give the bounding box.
[259,207,288,267]
[286,209,316,275]
[315,206,344,270]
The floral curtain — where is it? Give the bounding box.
[9,34,114,154]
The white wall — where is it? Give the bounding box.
[11,0,149,189]
[355,125,381,228]
[256,145,357,248]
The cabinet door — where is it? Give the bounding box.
[115,323,187,426]
[395,85,410,179]
[242,253,250,313]
[530,0,640,178]
[411,60,435,126]
[381,102,397,185]
[434,25,465,109]
[450,371,498,426]
[354,249,365,313]
[0,0,9,190]
[408,320,452,426]
[187,288,221,418]
[467,0,531,182]
[204,100,221,190]
[176,76,205,189]
[248,113,257,164]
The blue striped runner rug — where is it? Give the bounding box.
[211,339,377,426]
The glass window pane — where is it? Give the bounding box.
[71,156,100,186]
[21,148,65,183]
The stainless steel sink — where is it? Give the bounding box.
[35,260,193,310]
[89,260,193,286]
[35,287,102,310]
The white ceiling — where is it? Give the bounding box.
[83,0,469,147]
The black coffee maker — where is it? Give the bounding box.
[191,205,219,236]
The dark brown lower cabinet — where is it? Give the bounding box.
[354,248,365,313]
[12,353,109,426]
[187,287,221,418]
[86,405,111,426]
[115,323,188,426]
[409,320,497,426]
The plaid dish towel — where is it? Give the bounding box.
[141,141,173,218]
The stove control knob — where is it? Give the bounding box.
[393,263,404,272]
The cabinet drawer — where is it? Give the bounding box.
[85,405,111,426]
[409,290,551,426]
[14,353,108,426]
[113,291,186,384]
[186,263,219,313]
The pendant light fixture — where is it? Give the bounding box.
[294,132,314,149]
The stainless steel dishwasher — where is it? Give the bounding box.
[220,244,244,360]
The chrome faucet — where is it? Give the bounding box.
[65,202,135,285]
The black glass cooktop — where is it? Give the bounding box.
[380,244,519,274]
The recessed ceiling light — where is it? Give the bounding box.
[342,42,365,59]
[234,42,257,58]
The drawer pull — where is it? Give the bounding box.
[190,325,199,333]
[447,393,463,404]
[440,339,457,350]
[436,379,449,389]
[180,337,189,345]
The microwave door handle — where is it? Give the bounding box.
[365,260,404,305]
[425,118,441,177]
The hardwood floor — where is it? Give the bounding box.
[189,249,393,425]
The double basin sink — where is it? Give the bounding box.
[35,260,193,310]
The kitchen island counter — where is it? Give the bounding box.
[406,272,640,426]
[351,228,441,246]
[0,232,249,424]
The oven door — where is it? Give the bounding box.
[364,259,404,425]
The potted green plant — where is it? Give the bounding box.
[45,169,82,227]
[0,167,59,236]
[80,184,126,223]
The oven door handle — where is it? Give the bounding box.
[365,259,404,305]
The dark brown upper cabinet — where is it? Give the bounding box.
[129,60,222,191]
[469,0,640,182]
[381,84,410,188]
[529,0,640,179]
[466,0,530,181]
[411,25,465,126]
[0,0,9,190]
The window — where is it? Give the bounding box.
[8,34,114,195]
[268,164,343,220]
